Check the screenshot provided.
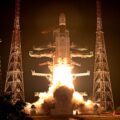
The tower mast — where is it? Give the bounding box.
[4,0,25,103]
[93,0,114,111]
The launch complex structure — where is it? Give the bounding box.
[3,0,114,113]
[4,0,25,103]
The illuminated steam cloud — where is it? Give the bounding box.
[24,63,100,115]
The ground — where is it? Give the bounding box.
[32,115,120,120]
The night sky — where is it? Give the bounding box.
[0,0,120,108]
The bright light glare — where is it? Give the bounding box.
[73,91,84,104]
[85,100,94,108]
[52,63,74,89]
[24,60,97,114]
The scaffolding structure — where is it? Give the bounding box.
[93,0,114,111]
[4,0,25,103]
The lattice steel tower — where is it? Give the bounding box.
[4,0,25,103]
[93,0,114,111]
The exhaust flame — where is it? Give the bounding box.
[52,63,73,89]
[24,60,100,115]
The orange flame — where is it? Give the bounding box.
[24,60,100,115]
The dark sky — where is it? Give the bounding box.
[0,0,120,108]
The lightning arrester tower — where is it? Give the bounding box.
[93,0,114,111]
[4,0,25,103]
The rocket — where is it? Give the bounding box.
[53,13,71,64]
[29,13,92,78]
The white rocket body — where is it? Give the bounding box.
[53,13,71,64]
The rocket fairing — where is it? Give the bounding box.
[53,13,71,64]
[59,13,66,26]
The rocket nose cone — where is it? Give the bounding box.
[59,13,66,26]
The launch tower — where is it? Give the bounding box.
[4,0,25,103]
[93,0,114,111]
